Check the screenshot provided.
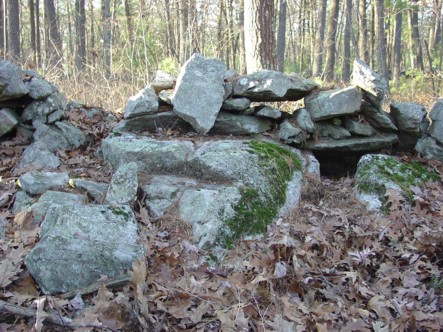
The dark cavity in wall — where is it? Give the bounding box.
[313,151,364,178]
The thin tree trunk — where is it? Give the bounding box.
[0,0,4,58]
[36,0,41,67]
[102,0,111,79]
[124,0,134,45]
[375,0,388,80]
[392,8,402,86]
[408,3,424,71]
[313,0,327,77]
[44,0,63,67]
[358,0,369,62]
[277,0,287,72]
[8,0,20,62]
[29,0,36,66]
[342,0,352,82]
[75,0,86,71]
[238,0,246,73]
[323,0,339,82]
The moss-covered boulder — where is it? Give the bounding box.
[355,154,439,210]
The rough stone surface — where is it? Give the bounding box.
[317,122,352,140]
[232,70,318,101]
[351,58,389,108]
[222,98,251,111]
[13,142,61,175]
[255,106,282,120]
[344,117,375,136]
[12,190,37,214]
[26,76,53,100]
[123,86,159,119]
[25,204,143,293]
[415,136,443,163]
[106,162,139,205]
[0,216,5,240]
[0,61,29,101]
[293,108,315,133]
[73,179,108,203]
[390,102,428,149]
[101,135,194,174]
[33,121,86,152]
[427,99,443,145]
[277,119,303,144]
[305,133,399,152]
[172,54,226,134]
[150,70,176,94]
[0,108,19,137]
[360,101,397,132]
[18,172,69,195]
[305,86,362,121]
[210,112,272,135]
[21,92,67,124]
[158,90,172,105]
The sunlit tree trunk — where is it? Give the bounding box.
[124,0,134,45]
[0,0,4,59]
[313,0,327,77]
[392,7,402,86]
[408,2,424,71]
[323,0,339,82]
[277,0,287,72]
[374,0,388,80]
[358,0,369,62]
[29,0,37,66]
[342,0,352,82]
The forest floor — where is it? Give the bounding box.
[0,81,443,331]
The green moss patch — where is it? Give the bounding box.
[222,140,302,248]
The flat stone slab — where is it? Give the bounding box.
[123,86,159,119]
[18,172,69,195]
[209,112,272,135]
[305,133,399,152]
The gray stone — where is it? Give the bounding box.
[390,102,428,149]
[0,108,19,137]
[33,121,86,152]
[316,122,352,140]
[178,187,241,248]
[415,136,443,163]
[21,92,67,124]
[223,81,234,100]
[25,204,143,293]
[18,172,69,195]
[232,70,318,101]
[277,119,303,144]
[73,179,108,203]
[113,111,193,134]
[361,101,397,132]
[123,86,159,119]
[0,216,5,240]
[26,76,53,100]
[172,54,226,134]
[209,112,272,135]
[158,90,173,105]
[305,86,362,121]
[142,176,197,219]
[101,135,194,174]
[0,61,29,101]
[222,98,251,111]
[351,58,389,108]
[150,70,176,94]
[305,133,398,152]
[344,117,375,136]
[427,99,443,145]
[13,142,61,175]
[293,108,315,133]
[12,190,37,214]
[255,106,282,120]
[106,162,138,205]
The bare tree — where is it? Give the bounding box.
[323,0,339,82]
[392,4,402,86]
[102,0,111,79]
[313,0,327,77]
[358,0,369,62]
[29,0,37,66]
[375,0,388,80]
[277,0,287,72]
[342,0,352,82]
[8,0,20,62]
[75,0,86,71]
[0,0,5,58]
[44,0,62,67]
[408,1,424,71]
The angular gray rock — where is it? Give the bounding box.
[344,117,375,136]
[277,119,303,144]
[150,70,176,94]
[390,102,428,149]
[12,190,37,214]
[25,204,143,293]
[106,162,138,205]
[21,92,67,124]
[33,121,86,152]
[427,99,443,145]
[361,101,397,132]
[0,61,29,101]
[73,179,108,203]
[222,97,251,111]
[172,54,226,134]
[101,135,194,174]
[18,172,69,195]
[293,108,315,133]
[305,133,399,152]
[255,106,282,120]
[0,108,19,137]
[351,58,389,108]
[305,86,362,121]
[26,76,53,100]
[415,136,443,163]
[158,90,173,105]
[0,216,5,240]
[317,122,352,139]
[123,86,159,119]
[209,112,272,135]
[13,141,61,175]
[232,70,318,101]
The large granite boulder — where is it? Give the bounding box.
[232,70,318,101]
[172,54,226,134]
[0,61,29,101]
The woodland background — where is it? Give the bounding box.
[1,0,443,111]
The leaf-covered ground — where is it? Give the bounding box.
[1,106,443,331]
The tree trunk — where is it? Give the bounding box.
[124,0,134,45]
[392,8,402,86]
[244,0,276,73]
[342,0,352,82]
[36,0,41,67]
[44,0,62,67]
[0,0,4,58]
[238,0,246,73]
[29,0,37,66]
[358,0,369,62]
[323,0,339,82]
[179,0,189,65]
[408,2,424,71]
[75,0,86,71]
[276,0,287,72]
[313,0,327,77]
[8,0,20,62]
[375,0,388,80]
[429,0,442,50]
[102,0,111,79]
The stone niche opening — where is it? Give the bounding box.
[312,151,365,178]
